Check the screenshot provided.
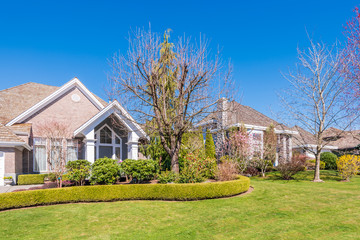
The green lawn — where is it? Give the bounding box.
[0,171,359,240]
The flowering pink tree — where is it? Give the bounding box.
[343,7,360,110]
[220,126,254,173]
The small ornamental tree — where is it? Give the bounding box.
[256,124,277,177]
[205,129,216,159]
[66,159,91,186]
[221,125,254,173]
[337,155,359,181]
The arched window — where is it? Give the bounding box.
[95,124,122,160]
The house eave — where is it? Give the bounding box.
[0,141,32,150]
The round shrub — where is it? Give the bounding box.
[66,159,91,186]
[320,152,338,170]
[0,176,250,210]
[337,155,359,181]
[157,171,177,183]
[90,157,121,185]
[120,159,158,183]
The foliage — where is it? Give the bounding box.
[17,174,48,185]
[277,154,307,180]
[179,130,205,167]
[120,159,158,183]
[221,125,254,173]
[3,176,12,180]
[90,157,121,185]
[306,159,325,170]
[205,129,216,159]
[263,124,277,163]
[320,152,338,170]
[217,160,239,181]
[243,166,260,177]
[157,171,178,184]
[0,176,250,210]
[141,135,171,171]
[66,160,92,186]
[178,152,217,183]
[337,155,360,181]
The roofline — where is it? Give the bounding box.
[5,77,105,126]
[0,141,32,150]
[210,123,298,135]
[73,100,146,138]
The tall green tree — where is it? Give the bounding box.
[205,129,216,159]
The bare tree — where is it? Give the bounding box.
[37,120,72,187]
[279,39,358,182]
[255,124,277,177]
[108,28,233,173]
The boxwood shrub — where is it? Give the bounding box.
[0,176,250,211]
[17,174,48,185]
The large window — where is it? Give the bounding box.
[95,124,122,160]
[33,137,78,172]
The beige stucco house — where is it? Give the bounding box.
[0,78,146,185]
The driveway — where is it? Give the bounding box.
[0,184,44,194]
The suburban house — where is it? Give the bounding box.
[199,98,298,165]
[291,126,338,158]
[0,78,146,185]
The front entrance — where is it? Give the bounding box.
[0,152,4,186]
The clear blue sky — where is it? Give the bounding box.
[0,0,358,118]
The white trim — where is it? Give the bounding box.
[293,144,338,150]
[6,77,105,126]
[74,100,146,139]
[0,142,31,151]
[95,123,123,160]
[209,123,298,135]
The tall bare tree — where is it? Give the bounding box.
[279,39,358,182]
[108,28,233,173]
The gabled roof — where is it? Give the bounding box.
[323,127,360,150]
[291,125,337,149]
[0,123,25,143]
[74,100,147,139]
[2,78,108,126]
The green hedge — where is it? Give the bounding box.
[0,176,250,210]
[17,174,48,185]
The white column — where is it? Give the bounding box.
[127,131,139,160]
[84,130,96,163]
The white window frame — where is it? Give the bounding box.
[33,137,78,173]
[247,129,264,158]
[95,124,122,160]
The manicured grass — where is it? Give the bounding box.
[0,170,359,239]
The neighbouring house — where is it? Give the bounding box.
[198,98,298,165]
[291,126,338,159]
[0,78,146,185]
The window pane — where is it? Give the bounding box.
[67,146,78,163]
[34,145,47,172]
[100,126,112,144]
[99,146,113,159]
[115,147,120,160]
[115,137,120,144]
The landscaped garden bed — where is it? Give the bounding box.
[0,176,250,211]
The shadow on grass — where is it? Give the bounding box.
[252,170,342,182]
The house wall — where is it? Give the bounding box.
[23,87,100,137]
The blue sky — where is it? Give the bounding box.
[0,0,358,118]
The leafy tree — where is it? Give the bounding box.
[205,129,216,159]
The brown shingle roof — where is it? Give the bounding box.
[291,126,317,146]
[8,123,32,135]
[0,123,25,143]
[226,101,288,129]
[323,128,360,149]
[0,82,108,125]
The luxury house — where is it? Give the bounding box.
[0,78,146,185]
[199,98,298,165]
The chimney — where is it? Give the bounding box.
[217,97,228,129]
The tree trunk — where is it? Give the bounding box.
[171,153,179,174]
[313,153,323,182]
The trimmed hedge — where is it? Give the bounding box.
[17,174,48,185]
[0,176,250,210]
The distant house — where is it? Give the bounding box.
[291,126,338,159]
[198,98,298,165]
[0,78,146,185]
